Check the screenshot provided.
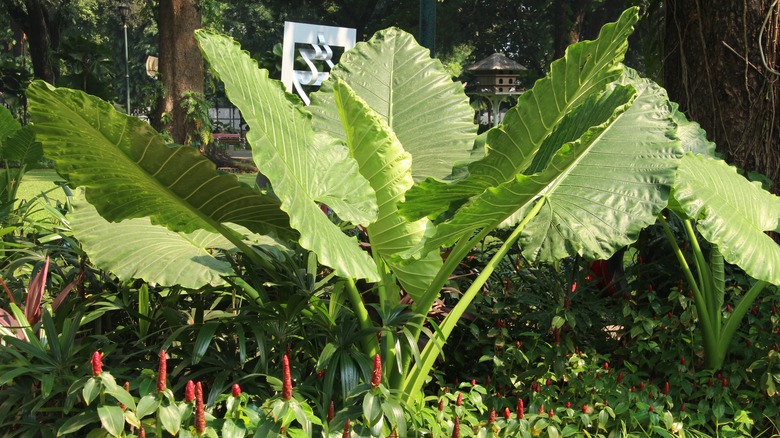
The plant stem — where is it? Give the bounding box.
[714,280,768,369]
[402,196,546,403]
[343,278,379,357]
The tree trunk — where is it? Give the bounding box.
[154,0,204,145]
[664,0,780,193]
[2,0,61,83]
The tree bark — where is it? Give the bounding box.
[154,0,204,145]
[664,0,780,192]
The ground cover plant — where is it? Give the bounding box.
[1,6,779,437]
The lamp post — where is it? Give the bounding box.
[118,1,131,114]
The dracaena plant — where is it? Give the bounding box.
[25,7,777,427]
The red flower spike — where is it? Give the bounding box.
[185,380,195,403]
[471,379,477,386]
[342,419,351,438]
[639,382,645,391]
[726,304,732,312]
[371,354,382,390]
[604,362,609,371]
[328,400,335,422]
[489,408,497,424]
[649,406,654,412]
[452,417,461,438]
[156,350,167,393]
[549,409,554,418]
[617,372,625,384]
[504,407,511,420]
[663,381,669,396]
[91,351,103,377]
[195,381,206,434]
[517,399,524,419]
[139,427,146,438]
[582,405,588,414]
[680,403,687,412]
[722,378,728,388]
[438,398,445,412]
[538,404,544,415]
[317,369,325,380]
[566,402,571,409]
[546,377,552,386]
[282,354,293,400]
[456,392,463,406]
[232,383,241,397]
[680,356,686,365]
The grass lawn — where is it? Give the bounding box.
[16,168,69,204]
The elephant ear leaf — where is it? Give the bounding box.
[673,153,780,284]
[71,199,235,288]
[332,79,441,302]
[26,81,292,240]
[309,27,476,182]
[196,31,380,282]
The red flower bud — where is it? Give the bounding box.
[722,378,728,387]
[232,383,241,397]
[195,381,206,434]
[604,362,609,370]
[582,404,588,414]
[681,403,687,412]
[538,404,545,414]
[649,406,654,412]
[680,356,685,365]
[548,408,554,418]
[504,407,511,420]
[489,408,497,424]
[185,380,195,403]
[545,377,552,386]
[282,354,293,400]
[342,419,351,438]
[371,354,382,389]
[566,401,571,408]
[156,350,167,393]
[328,400,335,422]
[617,372,625,384]
[438,398,445,411]
[663,381,669,395]
[452,417,460,438]
[726,304,731,312]
[517,399,524,419]
[639,382,645,391]
[91,351,103,377]
[317,369,325,379]
[456,392,463,406]
[471,379,477,386]
[139,427,146,438]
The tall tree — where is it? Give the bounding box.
[664,0,780,192]
[154,0,204,145]
[1,0,67,83]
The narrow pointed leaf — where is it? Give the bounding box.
[26,82,292,239]
[0,105,21,142]
[332,80,441,301]
[400,7,641,221]
[673,153,780,284]
[196,31,379,282]
[310,27,477,181]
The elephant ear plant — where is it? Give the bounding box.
[23,6,777,430]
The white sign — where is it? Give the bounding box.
[281,22,357,105]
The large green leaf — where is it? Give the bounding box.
[309,28,476,182]
[196,31,379,282]
[70,199,286,288]
[332,80,441,302]
[673,154,780,284]
[0,105,21,144]
[400,7,641,222]
[416,76,681,260]
[2,126,43,165]
[26,82,292,239]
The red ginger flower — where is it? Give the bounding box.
[232,383,241,397]
[139,427,146,438]
[156,349,167,393]
[282,354,293,400]
[504,407,511,420]
[371,354,382,389]
[452,417,460,438]
[185,380,195,403]
[456,392,463,406]
[195,381,206,434]
[91,351,103,377]
[488,408,496,424]
[438,398,445,411]
[328,400,335,422]
[342,419,351,438]
[516,399,524,419]
[663,381,670,395]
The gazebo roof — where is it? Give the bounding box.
[466,53,527,73]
